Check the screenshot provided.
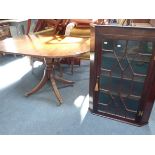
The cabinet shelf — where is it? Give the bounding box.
[97,109,136,121]
[100,88,141,101]
[100,68,146,83]
[102,49,152,63]
[101,56,150,75]
[99,74,144,97]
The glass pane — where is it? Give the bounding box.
[98,40,153,120]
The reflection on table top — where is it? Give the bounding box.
[0,35,90,58]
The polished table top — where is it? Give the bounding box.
[0,35,90,58]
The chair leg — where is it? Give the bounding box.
[70,58,74,75]
[57,58,63,77]
[29,56,35,73]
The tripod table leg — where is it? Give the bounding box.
[25,69,48,97]
[54,75,74,85]
[50,74,63,105]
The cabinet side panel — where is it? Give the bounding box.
[89,26,96,111]
[136,44,155,124]
[89,26,103,112]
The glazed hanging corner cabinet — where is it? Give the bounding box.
[89,25,155,126]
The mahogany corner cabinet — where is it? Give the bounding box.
[89,25,155,126]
